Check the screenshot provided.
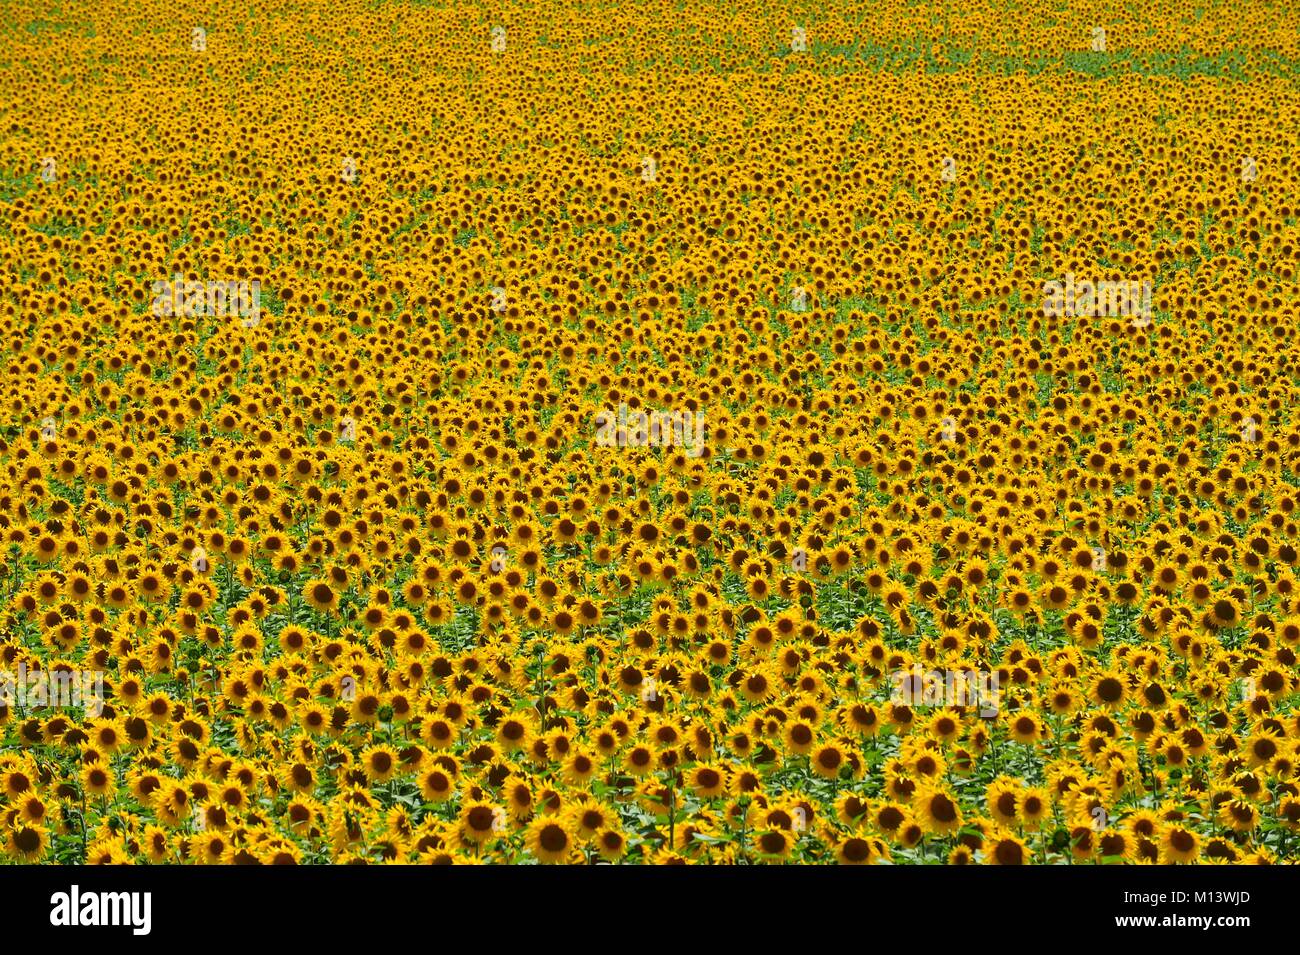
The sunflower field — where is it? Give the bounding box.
[1,0,1300,866]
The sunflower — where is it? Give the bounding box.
[561,749,599,786]
[494,713,534,753]
[3,0,1298,871]
[80,762,115,798]
[360,745,399,784]
[6,822,49,861]
[1243,729,1282,768]
[985,832,1029,865]
[913,787,963,835]
[525,816,575,863]
[1158,823,1201,863]
[1088,671,1128,709]
[1095,828,1133,863]
[752,827,794,861]
[737,668,774,704]
[456,801,504,847]
[835,835,875,865]
[1006,712,1046,745]
[567,797,615,840]
[623,743,658,776]
[925,708,963,743]
[840,702,883,737]
[779,719,816,756]
[687,763,728,798]
[594,827,627,862]
[809,743,848,780]
[303,579,338,612]
[1217,799,1260,833]
[1018,788,1051,830]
